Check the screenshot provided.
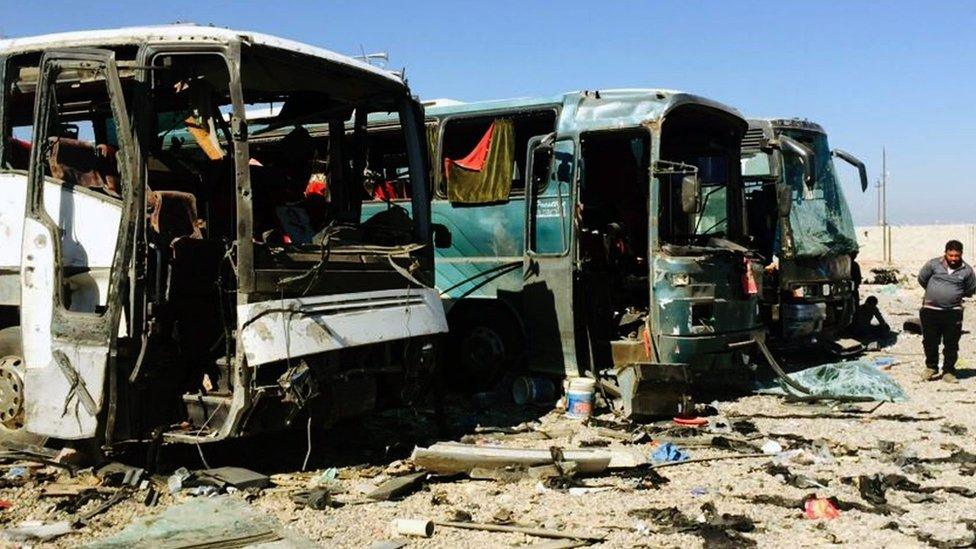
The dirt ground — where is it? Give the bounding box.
[2,262,976,548]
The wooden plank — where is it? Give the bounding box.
[411,443,611,475]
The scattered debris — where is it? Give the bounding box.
[197,466,270,490]
[391,518,434,538]
[651,453,769,470]
[292,487,336,510]
[368,540,409,549]
[86,496,299,548]
[96,462,145,487]
[869,268,901,285]
[167,466,192,494]
[435,520,605,542]
[804,496,840,520]
[903,317,923,334]
[650,442,690,464]
[746,493,903,516]
[367,472,427,501]
[760,440,783,455]
[1,520,72,542]
[74,488,131,527]
[628,503,758,546]
[765,464,828,489]
[940,422,969,436]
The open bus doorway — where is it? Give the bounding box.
[576,130,651,374]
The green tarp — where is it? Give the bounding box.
[445,119,514,204]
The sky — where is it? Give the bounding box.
[2,0,973,226]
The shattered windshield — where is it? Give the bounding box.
[781,129,858,257]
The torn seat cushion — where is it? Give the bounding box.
[48,137,120,194]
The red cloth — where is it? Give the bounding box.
[305,179,327,198]
[372,181,398,201]
[444,122,495,174]
[742,257,759,295]
[804,497,840,520]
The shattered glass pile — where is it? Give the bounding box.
[758,360,909,402]
[88,496,291,548]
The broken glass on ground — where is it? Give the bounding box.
[756,360,908,402]
[87,495,309,548]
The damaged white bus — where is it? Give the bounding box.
[0,25,447,448]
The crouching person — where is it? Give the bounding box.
[918,240,976,382]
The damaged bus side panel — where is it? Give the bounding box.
[0,26,447,446]
[742,118,868,345]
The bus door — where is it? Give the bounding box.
[522,135,578,376]
[20,50,137,439]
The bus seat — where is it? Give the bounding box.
[48,137,120,194]
[149,190,203,244]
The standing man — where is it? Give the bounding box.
[918,240,976,382]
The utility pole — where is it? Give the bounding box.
[881,147,887,227]
[881,147,891,264]
[875,177,882,226]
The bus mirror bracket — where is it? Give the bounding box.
[775,135,814,190]
[832,149,869,192]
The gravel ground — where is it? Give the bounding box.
[2,268,975,548]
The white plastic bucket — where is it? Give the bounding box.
[566,377,596,418]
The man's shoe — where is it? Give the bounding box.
[943,372,959,384]
[920,369,939,381]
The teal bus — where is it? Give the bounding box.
[742,118,868,345]
[352,89,767,416]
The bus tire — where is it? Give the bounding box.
[451,307,523,391]
[0,327,47,448]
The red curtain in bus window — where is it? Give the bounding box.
[443,119,514,204]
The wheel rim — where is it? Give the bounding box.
[0,355,26,431]
[460,326,506,379]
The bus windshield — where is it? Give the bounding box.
[780,129,858,257]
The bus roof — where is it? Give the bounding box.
[0,24,401,84]
[362,88,744,132]
[748,117,826,135]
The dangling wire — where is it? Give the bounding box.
[302,416,313,472]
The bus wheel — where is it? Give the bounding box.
[454,309,522,391]
[0,327,46,447]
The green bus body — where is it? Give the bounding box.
[360,90,765,404]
